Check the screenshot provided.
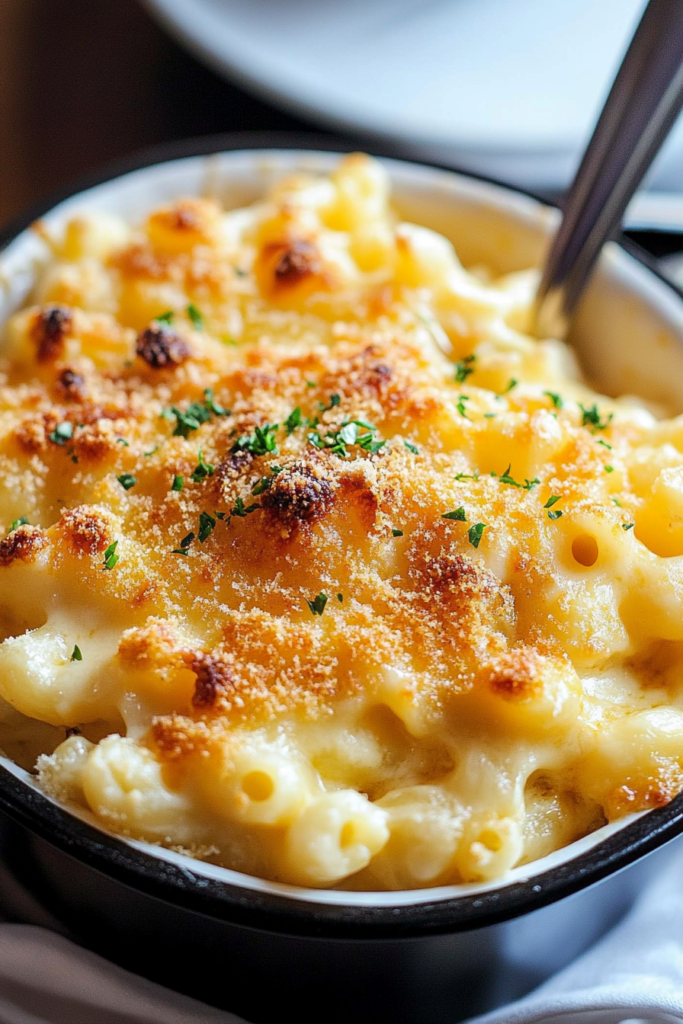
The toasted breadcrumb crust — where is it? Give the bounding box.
[2,154,683,889]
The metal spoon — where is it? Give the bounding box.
[534,0,683,340]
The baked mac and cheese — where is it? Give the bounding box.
[0,154,681,889]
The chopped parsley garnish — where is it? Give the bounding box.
[544,495,561,508]
[187,303,204,330]
[604,465,614,473]
[9,516,28,532]
[456,395,470,418]
[117,473,137,491]
[442,507,467,522]
[144,447,160,457]
[547,509,563,520]
[103,541,119,571]
[337,593,344,603]
[319,394,341,412]
[172,548,189,556]
[251,465,283,495]
[455,470,479,482]
[230,496,260,518]
[190,449,215,483]
[392,528,404,537]
[544,391,563,409]
[198,511,216,542]
[162,389,228,439]
[116,438,129,446]
[71,644,82,662]
[612,497,622,507]
[308,419,385,457]
[403,440,419,455]
[155,310,175,324]
[597,439,612,450]
[306,592,328,616]
[231,423,279,457]
[285,407,304,434]
[580,403,613,433]
[454,354,476,384]
[483,413,496,419]
[622,522,635,531]
[172,475,184,492]
[179,531,195,549]
[468,523,487,548]
[203,388,229,417]
[502,378,518,394]
[49,421,73,445]
[495,464,540,491]
[306,380,316,388]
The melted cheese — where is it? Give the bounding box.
[0,154,680,889]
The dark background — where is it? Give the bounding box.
[0,0,326,232]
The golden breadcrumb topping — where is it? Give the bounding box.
[0,154,682,889]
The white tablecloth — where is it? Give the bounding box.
[3,847,683,1024]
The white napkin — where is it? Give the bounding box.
[3,847,683,1024]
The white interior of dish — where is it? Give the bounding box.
[1,148,681,908]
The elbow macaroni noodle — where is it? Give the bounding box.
[0,154,679,888]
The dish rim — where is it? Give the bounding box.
[1,130,683,939]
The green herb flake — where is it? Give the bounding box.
[71,644,82,662]
[544,391,564,409]
[306,592,328,616]
[180,531,195,549]
[144,447,160,458]
[285,407,304,434]
[172,548,190,556]
[454,354,476,384]
[117,473,137,491]
[547,510,563,521]
[116,438,130,447]
[171,475,184,492]
[49,421,73,445]
[308,418,385,458]
[483,413,496,419]
[187,303,204,330]
[391,528,404,537]
[604,465,614,474]
[403,440,419,455]
[155,310,175,324]
[544,495,561,509]
[622,522,635,531]
[454,470,480,482]
[319,394,341,412]
[442,507,467,522]
[612,497,622,507]
[580,403,613,433]
[203,388,229,417]
[231,496,260,518]
[467,522,487,548]
[456,395,470,419]
[502,377,518,394]
[231,423,279,457]
[306,380,316,388]
[102,540,119,571]
[190,449,215,483]
[597,439,613,450]
[9,516,29,532]
[337,593,344,603]
[495,464,539,491]
[198,511,217,543]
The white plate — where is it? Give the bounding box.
[140,0,683,190]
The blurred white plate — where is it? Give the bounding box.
[140,0,683,190]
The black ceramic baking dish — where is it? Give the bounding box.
[1,133,683,1024]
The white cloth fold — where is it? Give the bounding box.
[3,849,683,1024]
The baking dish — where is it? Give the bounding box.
[2,134,683,1023]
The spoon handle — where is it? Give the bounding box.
[534,0,683,339]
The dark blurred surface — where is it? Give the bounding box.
[0,0,322,232]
